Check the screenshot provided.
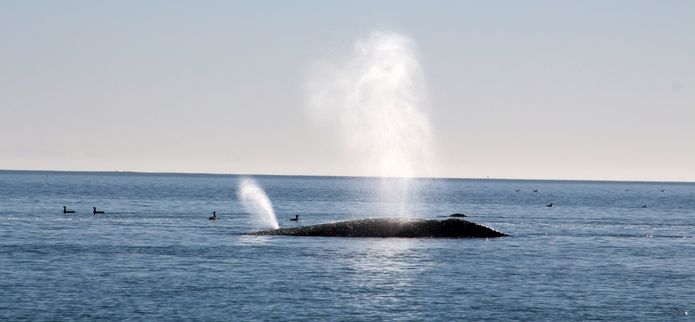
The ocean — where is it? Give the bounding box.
[1,170,693,321]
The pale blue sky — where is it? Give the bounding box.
[1,1,693,181]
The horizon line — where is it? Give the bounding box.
[0,168,692,184]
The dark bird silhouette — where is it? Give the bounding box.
[63,206,75,214]
[515,189,520,192]
[642,204,648,208]
[546,203,553,207]
[208,211,218,220]
[290,215,299,221]
[92,207,104,214]
[533,190,539,193]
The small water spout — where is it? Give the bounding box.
[237,178,280,229]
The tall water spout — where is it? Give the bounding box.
[306,31,434,216]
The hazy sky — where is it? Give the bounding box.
[1,1,693,181]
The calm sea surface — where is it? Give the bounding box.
[1,170,693,321]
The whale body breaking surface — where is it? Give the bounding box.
[250,218,507,238]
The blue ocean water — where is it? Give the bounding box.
[1,170,693,321]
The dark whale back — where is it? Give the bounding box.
[251,218,507,238]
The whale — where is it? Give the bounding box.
[250,218,507,238]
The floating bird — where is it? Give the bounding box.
[208,211,218,220]
[515,189,520,192]
[660,189,666,192]
[642,204,648,208]
[290,215,299,221]
[546,203,553,207]
[533,190,539,193]
[92,207,104,214]
[63,206,75,214]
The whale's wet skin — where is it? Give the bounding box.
[252,218,507,238]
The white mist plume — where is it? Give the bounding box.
[306,31,434,217]
[237,178,280,229]
[306,31,433,179]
